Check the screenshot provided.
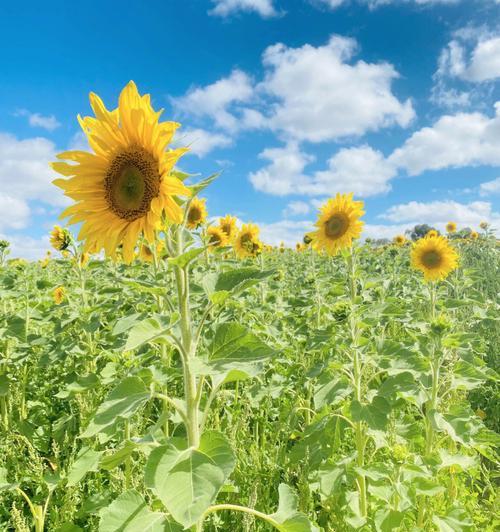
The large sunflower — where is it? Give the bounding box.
[218,215,238,242]
[411,235,458,281]
[234,223,262,258]
[50,225,72,251]
[186,197,207,230]
[52,81,190,263]
[310,193,364,255]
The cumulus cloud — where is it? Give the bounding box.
[258,219,314,246]
[313,0,460,9]
[14,109,61,131]
[0,195,31,231]
[0,233,50,261]
[479,176,500,196]
[283,200,311,217]
[209,0,278,18]
[250,143,397,197]
[180,128,233,157]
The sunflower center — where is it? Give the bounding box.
[325,214,349,239]
[210,233,222,246]
[105,147,160,221]
[240,233,255,252]
[221,223,231,235]
[188,206,202,225]
[422,249,442,268]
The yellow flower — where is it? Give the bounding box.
[479,221,489,230]
[446,221,457,233]
[139,240,164,262]
[393,235,406,246]
[53,286,66,305]
[470,231,479,240]
[218,215,238,242]
[80,253,90,266]
[279,241,285,253]
[206,226,228,251]
[303,233,313,245]
[186,197,207,230]
[234,224,262,258]
[427,229,438,238]
[411,235,458,282]
[50,225,72,251]
[52,81,190,263]
[310,193,364,256]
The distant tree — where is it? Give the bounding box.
[407,224,438,241]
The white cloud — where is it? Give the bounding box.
[283,200,311,217]
[479,176,500,196]
[0,195,30,231]
[180,128,233,157]
[171,70,255,133]
[362,223,413,240]
[209,0,278,17]
[15,109,61,131]
[258,219,314,246]
[250,143,396,197]
[0,133,66,206]
[68,131,89,151]
[0,233,50,261]
[389,103,500,175]
[260,35,415,142]
[314,0,460,9]
[380,199,500,229]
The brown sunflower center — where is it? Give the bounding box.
[209,232,222,246]
[325,214,349,239]
[221,223,232,236]
[105,147,160,221]
[188,206,202,225]
[422,249,442,268]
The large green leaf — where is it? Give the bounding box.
[145,432,234,528]
[351,396,391,431]
[270,484,320,532]
[314,375,351,409]
[432,508,474,532]
[67,446,102,486]
[124,315,176,351]
[167,247,205,269]
[0,374,9,397]
[99,490,180,532]
[81,377,150,438]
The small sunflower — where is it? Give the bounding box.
[479,221,489,230]
[393,235,406,246]
[279,241,285,253]
[303,233,313,245]
[186,197,207,230]
[427,229,438,238]
[411,235,458,282]
[310,193,364,256]
[52,81,190,263]
[446,221,457,233]
[470,231,479,240]
[206,226,228,251]
[218,215,238,242]
[234,224,262,258]
[53,286,66,305]
[50,226,72,251]
[139,240,164,262]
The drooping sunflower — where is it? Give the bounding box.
[310,193,364,256]
[52,81,190,263]
[303,233,313,245]
[206,226,228,251]
[393,235,406,246]
[186,197,207,230]
[234,224,262,258]
[53,286,66,305]
[218,215,238,242]
[50,226,72,251]
[411,235,458,282]
[446,221,457,233]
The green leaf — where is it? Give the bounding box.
[214,267,274,295]
[167,247,205,269]
[413,477,446,496]
[351,396,391,430]
[99,490,179,532]
[100,441,137,471]
[81,377,150,438]
[374,509,405,532]
[55,524,83,532]
[432,508,474,531]
[314,375,351,409]
[189,172,219,196]
[56,374,99,399]
[0,374,9,397]
[67,446,102,486]
[144,432,234,528]
[124,315,176,351]
[0,467,18,491]
[270,484,320,532]
[437,449,477,471]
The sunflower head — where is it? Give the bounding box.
[393,235,406,246]
[426,229,439,238]
[50,226,72,251]
[52,81,190,263]
[479,221,489,230]
[186,197,207,230]
[53,286,66,305]
[411,235,459,282]
[139,240,165,262]
[279,241,285,253]
[470,231,479,240]
[310,193,364,256]
[234,224,262,258]
[218,215,238,241]
[303,233,313,245]
[207,226,228,251]
[446,221,457,233]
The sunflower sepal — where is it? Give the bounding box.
[189,172,220,197]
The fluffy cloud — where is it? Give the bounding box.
[0,195,31,231]
[260,36,414,142]
[250,143,396,197]
[479,176,500,196]
[0,233,50,261]
[283,200,311,217]
[314,0,460,9]
[209,0,278,17]
[15,109,61,131]
[0,133,66,206]
[181,128,233,157]
[380,199,499,228]
[258,219,314,246]
[389,103,500,175]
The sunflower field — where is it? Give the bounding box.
[0,83,498,532]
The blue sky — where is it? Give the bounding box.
[1,0,499,257]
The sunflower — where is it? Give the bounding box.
[53,286,66,305]
[139,240,165,262]
[234,224,262,258]
[52,81,190,263]
[218,215,238,242]
[479,221,489,230]
[393,235,406,246]
[427,229,438,238]
[279,241,285,253]
[50,226,72,251]
[411,235,458,281]
[186,197,207,230]
[446,221,457,233]
[206,226,228,251]
[303,233,313,245]
[470,231,479,240]
[310,193,364,256]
